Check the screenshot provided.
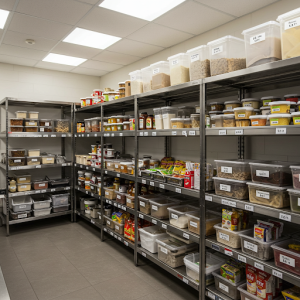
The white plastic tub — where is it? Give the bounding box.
[33,207,51,217]
[167,205,198,229]
[129,70,143,95]
[12,197,32,212]
[31,194,52,210]
[168,53,190,86]
[139,226,168,253]
[113,221,124,235]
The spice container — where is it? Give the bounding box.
[16,111,27,118]
[9,148,25,157]
[241,98,261,109]
[161,107,178,129]
[269,101,291,113]
[104,187,116,200]
[151,61,170,90]
[116,123,123,131]
[28,149,40,157]
[54,119,69,132]
[285,94,300,103]
[291,165,300,190]
[40,126,52,132]
[170,118,184,129]
[167,205,198,229]
[207,35,246,76]
[215,159,254,180]
[191,114,200,128]
[261,96,281,107]
[41,155,55,164]
[223,114,236,127]
[268,113,291,126]
[210,102,225,111]
[249,115,267,126]
[211,115,223,127]
[129,70,143,95]
[235,120,251,127]
[233,107,254,119]
[187,45,210,80]
[91,117,101,132]
[9,126,23,132]
[149,198,180,219]
[17,182,31,192]
[224,101,241,110]
[213,177,249,200]
[14,172,31,183]
[141,66,152,93]
[288,188,300,212]
[153,108,163,130]
[10,118,23,126]
[32,180,48,190]
[168,53,190,86]
[139,226,168,253]
[260,106,271,115]
[25,126,38,132]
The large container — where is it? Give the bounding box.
[11,197,32,212]
[31,194,52,210]
[52,204,70,213]
[14,172,31,184]
[129,70,143,95]
[104,215,115,230]
[167,205,198,229]
[213,177,249,200]
[156,237,198,268]
[138,194,164,215]
[247,182,290,208]
[290,165,300,190]
[168,53,190,86]
[150,61,170,90]
[10,210,31,220]
[207,35,246,76]
[141,66,152,93]
[104,187,116,200]
[50,193,70,206]
[33,207,51,217]
[153,107,163,130]
[149,198,180,219]
[242,21,281,67]
[214,223,252,249]
[288,188,300,213]
[17,182,31,192]
[161,106,178,130]
[8,156,25,166]
[32,180,48,190]
[139,226,168,253]
[187,45,210,80]
[54,119,69,133]
[277,8,300,60]
[113,220,124,235]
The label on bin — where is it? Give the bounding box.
[152,205,158,211]
[280,254,295,267]
[244,241,258,252]
[160,246,168,254]
[14,160,21,163]
[212,46,223,55]
[171,213,178,220]
[171,59,178,65]
[250,32,265,44]
[219,282,229,293]
[153,68,159,74]
[140,202,145,207]
[219,232,229,241]
[272,270,283,279]
[256,190,270,199]
[220,184,231,192]
[221,166,232,174]
[191,54,199,62]
[285,17,300,30]
[238,114,246,118]
[256,170,269,177]
[19,178,26,181]
[190,221,198,228]
[279,213,291,222]
[39,183,45,187]
[208,291,215,300]
[19,205,26,209]
[18,213,27,219]
[254,262,264,271]
[115,225,119,230]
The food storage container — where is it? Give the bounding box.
[9,125,23,132]
[8,157,25,166]
[42,155,55,164]
[268,113,291,126]
[39,119,52,126]
[113,221,124,235]
[177,106,195,118]
[126,194,134,209]
[150,61,170,90]
[25,119,38,126]
[213,177,249,200]
[285,94,300,103]
[31,194,52,210]
[166,176,184,187]
[91,117,101,132]
[40,126,52,132]
[104,215,115,229]
[242,21,281,68]
[207,35,246,76]
[115,191,126,205]
[290,165,300,190]
[210,102,224,111]
[10,210,31,220]
[120,162,132,174]
[33,207,51,217]
[139,226,168,253]
[14,172,31,184]
[11,197,33,212]
[261,96,281,107]
[10,118,23,126]
[184,252,225,284]
[235,120,251,127]
[52,204,70,213]
[129,70,143,95]
[249,161,294,186]
[161,107,178,129]
[9,148,25,157]
[168,53,190,86]
[84,118,92,133]
[288,188,300,212]
[291,103,298,113]
[291,112,300,125]
[247,182,290,208]
[105,159,115,171]
[141,66,152,93]
[183,118,192,128]
[167,205,198,229]
[233,107,254,119]
[260,106,271,115]
[28,149,40,157]
[222,114,235,127]
[272,238,300,275]
[54,119,69,133]
[139,195,163,214]
[104,187,116,200]
[16,111,27,118]
[17,182,31,192]
[249,115,267,126]
[187,45,210,80]
[32,180,48,190]
[269,101,291,113]
[241,98,261,109]
[149,198,180,219]
[156,237,198,268]
[210,115,223,128]
[123,121,130,130]
[224,101,241,110]
[171,118,184,129]
[191,114,200,128]
[24,126,38,132]
[238,283,284,300]
[28,111,39,119]
[116,123,123,131]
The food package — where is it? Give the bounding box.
[172,160,186,175]
[255,220,275,241]
[220,263,242,284]
[268,219,284,238]
[234,209,250,230]
[222,209,239,231]
[246,264,257,295]
[282,286,300,300]
[256,270,275,300]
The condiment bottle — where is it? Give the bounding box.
[128,181,135,196]
[139,112,148,130]
[146,115,154,129]
[140,184,148,195]
[9,180,16,193]
[113,178,120,191]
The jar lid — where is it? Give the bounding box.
[224,100,241,105]
[291,112,300,116]
[269,101,291,105]
[249,115,267,119]
[223,109,234,113]
[222,114,235,119]
[118,82,125,84]
[267,113,291,119]
[28,111,39,113]
[184,118,191,121]
[284,94,300,98]
[209,102,224,105]
[261,96,281,100]
[123,121,130,124]
[241,98,260,102]
[208,111,223,114]
[260,106,270,110]
[233,107,254,111]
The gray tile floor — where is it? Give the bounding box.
[0,217,199,300]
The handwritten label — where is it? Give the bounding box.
[219,130,226,135]
[279,213,291,222]
[142,179,146,184]
[221,166,232,174]
[219,232,230,241]
[139,214,144,219]
[189,131,195,136]
[244,241,258,252]
[211,244,220,251]
[207,291,215,300]
[183,277,189,284]
[212,46,223,55]
[235,129,244,135]
[150,181,154,186]
[172,131,177,136]
[142,252,147,258]
[256,170,269,177]
[280,254,295,267]
[256,190,270,199]
[144,132,148,136]
[238,255,247,263]
[152,219,157,224]
[219,282,229,293]
[254,262,264,271]
[140,132,144,136]
[205,195,212,201]
[272,269,283,279]
[245,204,254,212]
[276,128,286,134]
[285,17,300,30]
[250,32,266,44]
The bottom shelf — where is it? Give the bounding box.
[103,225,135,249]
[206,285,232,300]
[76,210,102,229]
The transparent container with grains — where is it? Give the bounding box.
[129,70,143,95]
[150,61,170,90]
[141,66,152,93]
[168,53,190,86]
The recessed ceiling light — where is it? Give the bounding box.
[0,9,9,29]
[63,28,121,49]
[43,53,87,66]
[99,0,186,21]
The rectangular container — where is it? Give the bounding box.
[40,126,52,132]
[247,182,290,208]
[32,180,48,190]
[16,111,27,118]
[288,188,300,213]
[113,221,124,235]
[166,175,184,187]
[141,66,152,93]
[42,155,55,164]
[33,207,51,217]
[214,223,252,249]
[126,194,134,209]
[50,193,70,206]
[139,195,161,214]
[167,53,190,86]
[28,149,40,157]
[28,111,39,119]
[139,226,168,253]
[17,182,31,192]
[129,70,143,95]
[9,148,25,157]
[25,119,38,126]
[9,125,23,132]
[104,187,116,200]
[27,156,41,166]
[213,177,249,200]
[11,197,33,212]
[271,238,300,276]
[167,205,198,229]
[8,157,25,166]
[140,170,153,179]
[104,215,115,230]
[150,61,170,90]
[212,270,245,300]
[52,204,69,213]
[290,165,300,190]
[149,198,180,219]
[238,283,283,300]
[39,119,52,126]
[153,173,166,182]
[187,45,210,80]
[14,172,31,184]
[31,194,52,210]
[105,159,115,171]
[24,126,38,132]
[10,210,31,220]
[115,191,126,205]
[10,118,23,126]
[54,119,69,133]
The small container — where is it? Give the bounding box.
[10,210,31,220]
[32,179,48,190]
[14,172,31,184]
[291,165,300,190]
[284,94,300,103]
[249,115,267,126]
[8,157,25,166]
[91,117,101,132]
[114,221,124,235]
[10,118,23,126]
[141,66,152,93]
[119,82,125,88]
[288,188,300,212]
[24,126,38,132]
[223,109,234,115]
[33,207,51,217]
[191,114,200,128]
[183,118,192,128]
[167,205,198,229]
[224,101,242,110]
[161,107,178,129]
[110,123,117,131]
[116,123,123,131]
[150,61,170,90]
[269,101,291,113]
[104,187,116,200]
[222,114,235,127]
[123,121,130,130]
[28,149,40,157]
[260,106,271,115]
[17,182,31,192]
[104,216,115,230]
[9,148,25,157]
[84,118,92,133]
[106,148,114,157]
[171,118,184,129]
[210,102,224,111]
[25,119,38,126]
[261,96,281,107]
[39,119,52,126]
[28,111,39,119]
[233,107,254,119]
[115,116,123,123]
[115,191,126,204]
[149,198,180,219]
[16,111,27,118]
[211,115,223,127]
[40,126,52,132]
[126,194,134,209]
[54,119,70,133]
[235,119,251,127]
[291,112,300,125]
[129,70,143,95]
[241,98,261,109]
[268,113,291,126]
[85,97,93,106]
[41,155,55,164]
[26,156,41,166]
[120,162,132,174]
[168,53,190,86]
[139,226,168,253]
[9,126,23,132]
[11,197,33,212]
[213,177,249,200]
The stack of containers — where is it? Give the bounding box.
[31,194,52,217]
[167,53,190,86]
[233,99,258,127]
[267,98,292,126]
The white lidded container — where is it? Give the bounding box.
[167,205,198,229]
[277,8,300,59]
[153,108,163,130]
[141,66,152,93]
[207,35,246,76]
[150,61,170,90]
[138,226,168,253]
[129,70,143,95]
[161,106,178,130]
[167,53,190,86]
[186,45,210,80]
[242,21,282,68]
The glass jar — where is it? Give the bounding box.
[139,112,148,130]
[146,115,154,129]
[111,123,118,131]
[113,178,120,191]
[85,181,91,190]
[116,116,124,123]
[123,122,130,130]
[117,123,123,131]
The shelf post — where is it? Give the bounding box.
[238,88,245,159]
[71,104,74,222]
[100,105,105,242]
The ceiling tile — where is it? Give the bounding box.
[0,0,16,10]
[35,61,75,72]
[8,13,73,40]
[127,23,194,48]
[93,51,141,65]
[106,39,164,57]
[71,67,108,76]
[80,60,123,71]
[52,42,102,59]
[3,30,58,52]
[77,7,148,38]
[16,0,92,25]
[194,0,278,17]
[0,44,48,60]
[0,54,38,66]
[155,1,234,35]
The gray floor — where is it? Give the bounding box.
[0,217,198,300]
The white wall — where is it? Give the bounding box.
[0,62,100,103]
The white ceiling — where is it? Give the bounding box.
[0,0,280,77]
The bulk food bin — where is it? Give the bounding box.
[233,107,254,119]
[54,119,69,133]
[14,172,31,183]
[115,191,126,205]
[113,220,124,235]
[238,283,283,300]
[150,61,170,90]
[16,111,27,118]
[129,70,143,95]
[247,182,290,208]
[269,101,291,114]
[11,197,32,212]
[17,182,31,192]
[10,210,31,220]
[290,166,300,190]
[139,226,168,253]
[271,238,300,275]
[156,237,198,268]
[207,35,246,76]
[141,66,152,93]
[214,223,252,248]
[52,204,70,213]
[167,205,198,229]
[288,188,300,213]
[149,198,180,219]
[50,193,70,206]
[168,53,190,86]
[213,177,249,200]
[9,148,25,157]
[9,125,23,132]
[32,179,48,190]
[33,207,51,217]
[161,106,178,130]
[242,21,281,68]
[186,45,210,80]
[8,157,25,167]
[104,215,115,230]
[138,195,164,215]
[31,194,52,210]
[126,194,134,209]
[10,118,23,126]
[224,101,241,110]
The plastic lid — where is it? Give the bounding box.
[29,111,39,113]
[213,176,249,184]
[249,160,295,167]
[285,94,300,98]
[17,182,32,186]
[16,111,27,113]
[242,21,280,35]
[241,98,260,102]
[123,121,130,124]
[224,100,241,105]
[267,113,291,119]
[207,35,244,45]
[40,119,52,121]
[233,107,254,111]
[167,53,187,60]
[213,223,252,234]
[118,82,125,84]
[291,112,300,116]
[277,8,300,22]
[211,115,223,120]
[150,61,168,67]
[28,149,40,151]
[215,159,256,165]
[260,106,270,110]
[209,111,223,114]
[287,188,300,195]
[249,115,267,119]
[247,181,290,191]
[190,114,200,117]
[171,118,183,121]
[269,101,291,105]
[222,114,235,119]
[10,118,23,120]
[223,109,234,113]
[161,106,178,110]
[186,45,207,53]
[210,101,224,105]
[261,96,281,100]
[141,66,151,71]
[128,70,141,75]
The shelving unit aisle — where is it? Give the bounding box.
[0,98,74,235]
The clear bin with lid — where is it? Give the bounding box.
[16,111,27,118]
[8,157,25,166]
[223,114,236,127]
[238,283,283,300]
[129,70,143,95]
[33,207,51,217]
[11,197,33,212]
[242,21,281,68]
[54,119,69,133]
[171,118,184,129]
[290,166,300,190]
[113,220,124,235]
[28,111,39,119]
[213,177,249,200]
[187,45,210,80]
[84,118,92,132]
[10,118,23,126]
[115,191,126,205]
[138,226,168,253]
[150,61,170,90]
[17,182,31,192]
[104,187,116,200]
[207,35,246,76]
[177,106,195,118]
[138,195,164,214]
[288,188,300,212]
[234,107,254,119]
[277,8,300,59]
[141,66,152,93]
[9,125,23,132]
[9,148,25,157]
[104,215,115,229]
[168,53,190,86]
[211,115,223,127]
[31,194,52,210]
[161,106,178,129]
[91,117,101,132]
[156,236,198,268]
[149,198,180,219]
[224,101,241,110]
[42,154,55,164]
[50,193,70,206]
[32,179,48,190]
[25,119,38,126]
[14,172,31,183]
[153,108,163,130]
[27,156,41,166]
[40,126,52,132]
[126,194,134,209]
[268,113,291,126]
[167,205,198,229]
[39,119,52,126]
[247,182,290,208]
[24,126,38,132]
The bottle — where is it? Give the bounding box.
[113,178,120,191]
[139,112,148,130]
[146,115,154,129]
[9,180,16,193]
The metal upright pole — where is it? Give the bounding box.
[5,98,9,236]
[238,88,245,159]
[100,105,105,241]
[70,104,74,222]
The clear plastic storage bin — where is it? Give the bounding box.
[104,216,115,230]
[126,194,134,209]
[139,195,164,215]
[290,166,300,190]
[54,119,69,133]
[11,197,32,212]
[141,66,152,93]
[139,226,168,253]
[104,187,116,200]
[129,70,143,95]
[31,194,52,210]
[187,45,210,80]
[17,182,31,192]
[161,106,178,130]
[9,148,25,157]
[115,191,126,205]
[288,188,300,213]
[213,177,249,200]
[242,21,281,67]
[207,35,246,76]
[50,193,70,206]
[167,205,198,229]
[8,157,25,166]
[149,198,180,219]
[10,210,31,220]
[14,172,31,183]
[113,221,124,235]
[52,204,69,213]
[33,207,51,217]
[168,53,190,86]
[150,61,170,90]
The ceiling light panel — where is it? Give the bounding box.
[43,53,86,66]
[99,0,186,21]
[0,9,9,29]
[63,28,121,49]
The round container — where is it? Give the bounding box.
[109,116,117,123]
[260,106,271,115]
[268,113,291,126]
[78,170,85,180]
[236,119,251,127]
[150,159,159,169]
[119,82,125,88]
[116,116,124,123]
[284,94,300,103]
[86,97,93,106]
[171,118,184,129]
[117,123,123,131]
[233,107,254,119]
[123,121,130,130]
[111,123,118,131]
[108,92,117,101]
[261,96,281,107]
[241,98,261,109]
[211,115,223,127]
[269,101,291,114]
[291,112,300,125]
[90,153,97,160]
[210,102,224,111]
[224,101,241,110]
[191,114,200,128]
[249,115,267,126]
[184,118,192,128]
[91,145,97,154]
[222,114,235,127]
[105,124,111,131]
[208,111,223,117]
[223,109,234,114]
[107,148,114,157]
[84,199,96,214]
[85,172,92,181]
[253,109,260,115]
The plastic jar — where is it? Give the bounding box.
[161,107,178,129]
[139,112,148,130]
[269,101,291,114]
[119,87,125,98]
[108,92,117,101]
[290,103,297,113]
[105,124,111,131]
[224,101,241,110]
[284,94,300,103]
[116,116,123,123]
[223,109,234,115]
[111,123,118,131]
[210,102,224,111]
[145,115,153,129]
[80,98,86,107]
[110,116,117,123]
[233,107,254,119]
[291,112,300,125]
[253,109,260,115]
[123,122,130,130]
[171,118,184,129]
[85,181,91,190]
[116,123,123,131]
[212,115,223,127]
[236,119,250,127]
[107,148,114,157]
[125,80,131,97]
[260,106,271,115]
[78,170,85,180]
[86,97,93,106]
[261,96,281,107]
[130,118,135,130]
[191,114,200,128]
[222,114,235,127]
[153,108,163,130]
[268,113,291,126]
[184,118,192,128]
[249,115,267,126]
[241,98,261,109]
[85,172,92,181]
